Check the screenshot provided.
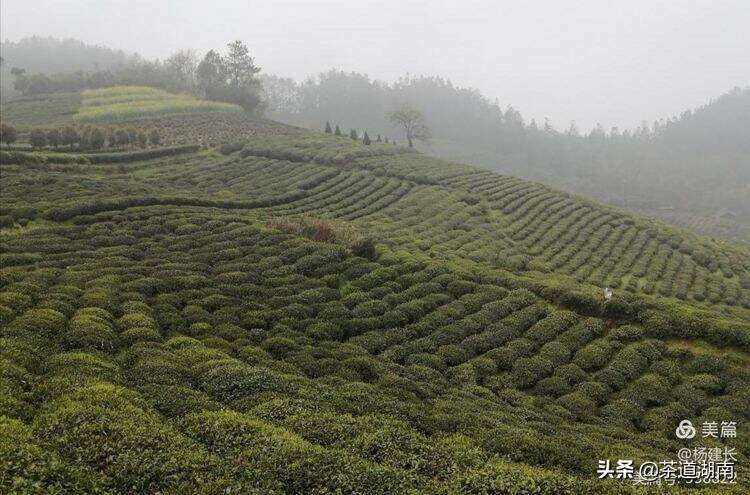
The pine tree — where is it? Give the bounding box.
[334,125,341,136]
[363,132,371,145]
[349,129,358,140]
[376,134,382,143]
[225,40,260,88]
[324,121,332,134]
[385,137,389,144]
[197,49,226,97]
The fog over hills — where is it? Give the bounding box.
[3,36,749,242]
[3,0,749,130]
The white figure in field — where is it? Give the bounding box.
[603,287,613,301]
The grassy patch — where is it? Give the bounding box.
[74,86,242,122]
[0,92,81,127]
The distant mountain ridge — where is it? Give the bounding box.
[1,36,138,74]
[0,37,139,97]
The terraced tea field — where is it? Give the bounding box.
[650,209,750,247]
[1,93,749,493]
[0,86,296,147]
[2,209,748,493]
[3,128,748,310]
[0,92,82,127]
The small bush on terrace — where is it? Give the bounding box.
[268,216,377,260]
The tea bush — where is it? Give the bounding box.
[1,97,748,491]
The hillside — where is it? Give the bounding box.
[3,90,750,310]
[425,87,750,246]
[1,89,749,493]
[3,37,747,243]
[264,74,750,244]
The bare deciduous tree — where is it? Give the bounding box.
[388,102,430,148]
[261,74,301,115]
[166,49,198,89]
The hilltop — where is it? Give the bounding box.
[1,87,748,493]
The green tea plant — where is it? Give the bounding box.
[1,91,749,493]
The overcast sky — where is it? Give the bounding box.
[2,0,749,130]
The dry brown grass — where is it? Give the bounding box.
[268,216,376,259]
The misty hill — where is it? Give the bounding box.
[3,37,746,242]
[264,73,750,244]
[1,87,749,492]
[0,36,137,73]
[0,37,138,96]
